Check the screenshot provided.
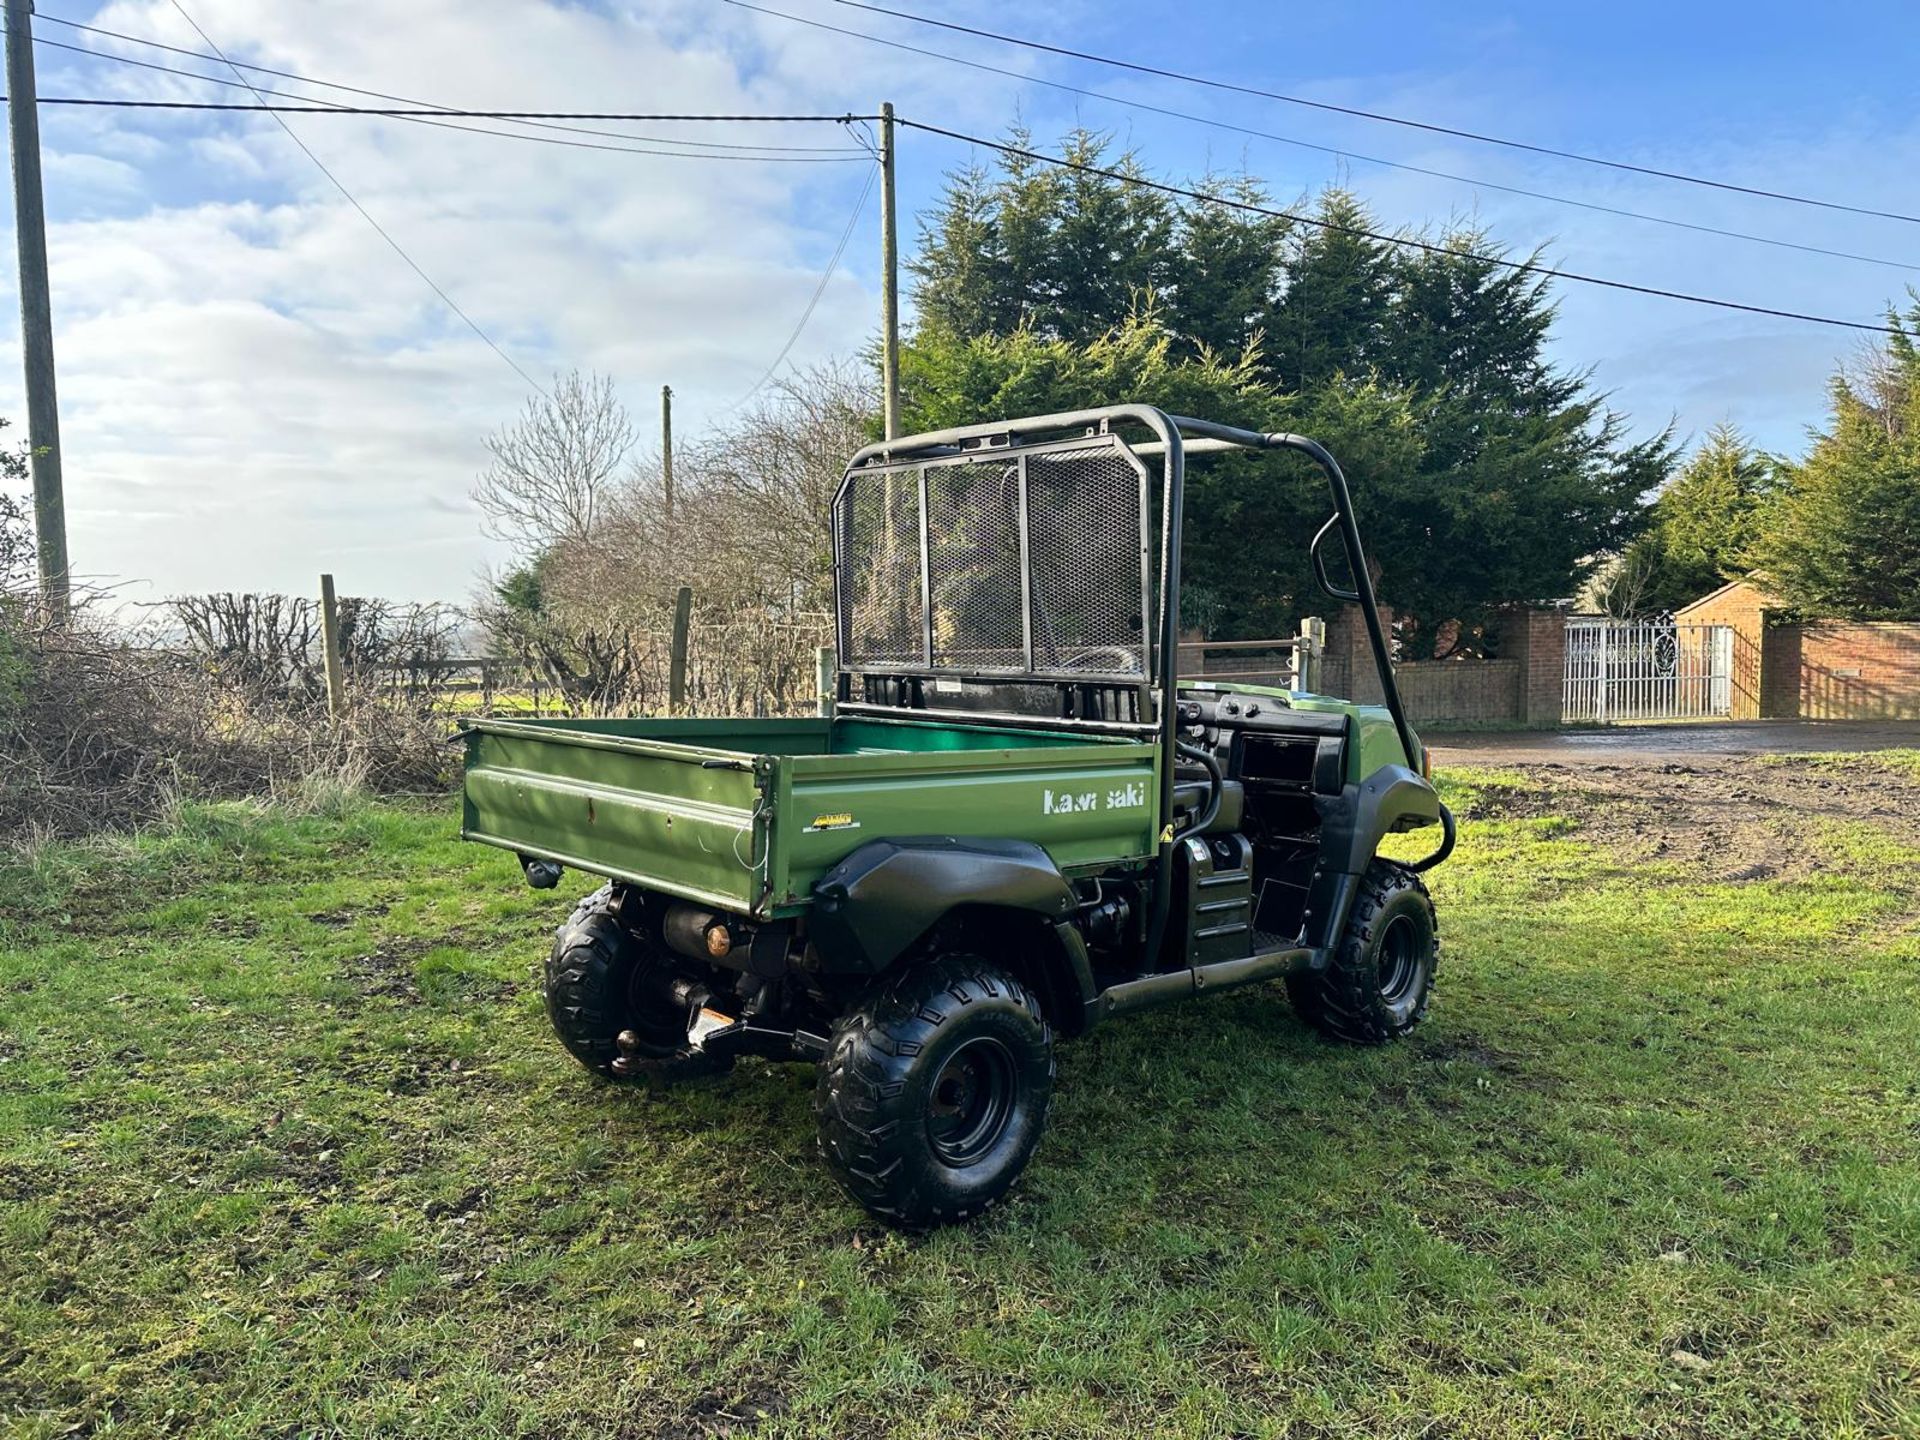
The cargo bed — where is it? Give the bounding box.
[459,714,1161,919]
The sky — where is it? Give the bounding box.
[3,0,1917,603]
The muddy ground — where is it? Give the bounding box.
[1457,754,1920,886]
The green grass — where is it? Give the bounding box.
[3,762,1918,1439]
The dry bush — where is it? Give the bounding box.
[0,609,454,842]
[163,591,463,696]
[1,513,457,843]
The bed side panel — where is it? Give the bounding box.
[461,726,762,911]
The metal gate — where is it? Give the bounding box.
[1564,620,1734,723]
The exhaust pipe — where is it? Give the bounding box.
[662,903,738,961]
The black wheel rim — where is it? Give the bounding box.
[926,1036,1017,1167]
[1377,914,1424,1004]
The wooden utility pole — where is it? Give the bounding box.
[6,0,68,615]
[318,573,347,722]
[877,100,900,442]
[660,383,674,523]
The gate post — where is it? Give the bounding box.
[1595,625,1608,724]
[1506,604,1568,728]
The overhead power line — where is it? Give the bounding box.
[825,0,1920,227]
[892,117,1904,336]
[14,86,1903,333]
[29,32,867,161]
[161,0,544,392]
[723,0,1920,275]
[15,82,1902,333]
[34,14,864,155]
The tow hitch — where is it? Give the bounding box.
[612,1004,828,1072]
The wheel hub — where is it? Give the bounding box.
[1377,913,1423,1004]
[925,1036,1016,1167]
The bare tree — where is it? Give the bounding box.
[474,370,637,552]
[690,360,877,611]
[470,361,872,717]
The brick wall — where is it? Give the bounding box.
[1321,603,1565,728]
[1771,622,1920,720]
[1393,657,1523,724]
[1322,604,1389,705]
[1760,625,1801,718]
[1502,606,1567,727]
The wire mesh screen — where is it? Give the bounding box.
[836,437,1152,680]
[926,460,1023,670]
[837,466,923,667]
[1027,447,1148,675]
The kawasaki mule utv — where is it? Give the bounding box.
[459,406,1455,1227]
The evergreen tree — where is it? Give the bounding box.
[1385,232,1567,418]
[902,129,1674,638]
[1751,308,1920,619]
[1042,132,1177,340]
[1266,191,1396,390]
[908,159,1006,338]
[1592,423,1771,616]
[1167,173,1289,361]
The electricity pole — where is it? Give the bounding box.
[660,383,674,523]
[877,100,900,442]
[5,0,68,615]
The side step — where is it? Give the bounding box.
[1095,944,1321,1020]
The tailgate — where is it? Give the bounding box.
[461,720,764,912]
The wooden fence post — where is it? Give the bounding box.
[816,645,835,718]
[1295,616,1326,692]
[668,585,693,713]
[318,573,346,722]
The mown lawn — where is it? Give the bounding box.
[2,760,1917,1438]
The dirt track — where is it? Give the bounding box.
[1432,719,1920,766]
[1455,753,1920,886]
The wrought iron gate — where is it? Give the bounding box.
[1563,620,1734,723]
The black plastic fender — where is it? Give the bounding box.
[1331,765,1441,873]
[1301,766,1444,951]
[811,837,1078,975]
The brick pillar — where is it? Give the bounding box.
[1760,623,1802,718]
[1503,605,1566,728]
[1325,603,1391,703]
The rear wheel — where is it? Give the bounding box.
[543,885,732,1083]
[815,954,1054,1228]
[1287,861,1436,1044]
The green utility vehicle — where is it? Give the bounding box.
[460,406,1454,1227]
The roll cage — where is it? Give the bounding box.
[830,404,1417,779]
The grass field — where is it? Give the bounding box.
[3,756,1918,1438]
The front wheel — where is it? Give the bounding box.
[1287,861,1437,1044]
[815,954,1054,1228]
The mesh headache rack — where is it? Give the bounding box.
[836,430,1154,725]
[829,406,1418,767]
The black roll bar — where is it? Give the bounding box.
[836,406,1422,969]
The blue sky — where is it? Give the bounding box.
[4,0,1916,600]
